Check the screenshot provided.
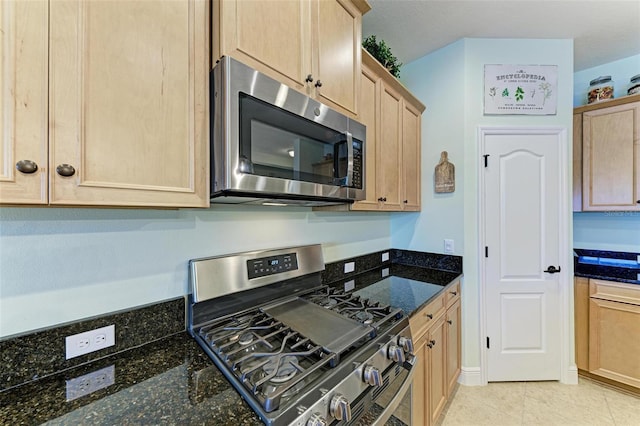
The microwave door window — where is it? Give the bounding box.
[239,93,341,185]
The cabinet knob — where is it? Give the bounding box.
[425,313,433,319]
[450,291,457,296]
[377,197,387,202]
[314,80,322,88]
[15,160,38,174]
[56,164,76,177]
[305,74,314,83]
[447,320,453,325]
[637,200,640,204]
[403,199,408,204]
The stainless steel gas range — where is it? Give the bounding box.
[188,245,415,426]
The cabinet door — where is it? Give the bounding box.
[589,298,640,388]
[428,316,447,424]
[411,335,427,426]
[445,299,461,397]
[401,100,421,210]
[0,0,48,204]
[216,0,311,91]
[49,0,209,207]
[378,81,402,210]
[582,102,640,211]
[313,0,360,116]
[350,63,379,210]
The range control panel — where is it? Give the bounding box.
[247,253,298,279]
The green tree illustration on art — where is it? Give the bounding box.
[502,88,509,97]
[515,86,525,101]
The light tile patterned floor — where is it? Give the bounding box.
[437,378,640,426]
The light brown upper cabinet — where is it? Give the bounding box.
[1,0,209,208]
[349,50,424,212]
[213,0,371,118]
[0,0,48,204]
[575,94,640,211]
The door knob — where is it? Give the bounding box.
[544,265,561,274]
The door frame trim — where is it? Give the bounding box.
[477,126,576,385]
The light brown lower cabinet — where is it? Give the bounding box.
[574,277,590,370]
[411,280,461,425]
[588,280,640,388]
[446,299,462,397]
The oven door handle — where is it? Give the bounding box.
[371,359,416,426]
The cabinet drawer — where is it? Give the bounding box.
[410,292,445,339]
[590,279,640,306]
[445,280,461,308]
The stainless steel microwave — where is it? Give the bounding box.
[210,56,366,206]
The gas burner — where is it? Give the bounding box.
[238,332,255,346]
[318,298,338,308]
[263,355,300,383]
[354,311,374,324]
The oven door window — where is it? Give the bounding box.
[239,93,348,185]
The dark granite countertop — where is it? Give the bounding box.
[0,333,263,426]
[326,263,462,316]
[574,249,640,286]
[0,264,461,425]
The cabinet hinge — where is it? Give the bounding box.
[486,337,490,349]
[483,154,490,168]
[485,246,489,257]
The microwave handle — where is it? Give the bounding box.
[343,131,354,187]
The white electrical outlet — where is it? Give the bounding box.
[382,268,390,277]
[65,325,115,360]
[344,280,355,292]
[444,239,454,254]
[382,252,389,262]
[66,365,115,401]
[344,262,355,273]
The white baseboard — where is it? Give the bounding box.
[458,366,483,386]
[562,365,579,384]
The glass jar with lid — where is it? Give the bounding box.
[587,76,614,104]
[628,74,640,96]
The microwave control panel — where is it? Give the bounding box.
[353,140,363,189]
[247,253,299,279]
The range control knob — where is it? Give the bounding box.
[388,344,405,363]
[363,365,382,387]
[329,394,352,421]
[398,336,414,353]
[306,412,327,426]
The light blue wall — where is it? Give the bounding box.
[573,212,640,252]
[0,206,391,337]
[391,40,466,254]
[395,38,574,372]
[573,54,640,107]
[573,54,640,252]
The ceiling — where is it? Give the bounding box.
[362,0,640,72]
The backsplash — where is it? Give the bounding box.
[1,247,463,392]
[322,248,463,283]
[0,298,184,391]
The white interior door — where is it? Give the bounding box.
[483,131,563,382]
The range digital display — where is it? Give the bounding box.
[247,253,298,279]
